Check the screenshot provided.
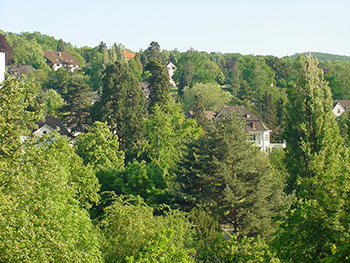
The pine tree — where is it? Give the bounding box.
[177,113,289,238]
[92,61,146,160]
[145,59,170,111]
[56,38,65,51]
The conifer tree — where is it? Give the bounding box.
[145,59,170,110]
[177,113,289,238]
[92,61,146,160]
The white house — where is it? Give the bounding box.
[215,106,285,152]
[0,52,5,83]
[33,116,70,137]
[44,51,80,72]
[332,100,350,117]
[166,62,177,87]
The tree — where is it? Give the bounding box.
[75,121,125,170]
[99,196,194,263]
[0,76,42,159]
[183,83,231,112]
[274,56,350,262]
[145,59,170,110]
[57,38,65,51]
[96,160,168,206]
[141,101,203,175]
[42,89,64,116]
[177,113,290,238]
[60,73,93,133]
[144,41,161,62]
[0,136,102,262]
[92,61,147,159]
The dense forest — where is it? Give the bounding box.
[1,30,350,262]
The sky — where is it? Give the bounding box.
[0,0,349,57]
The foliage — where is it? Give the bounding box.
[177,113,290,238]
[275,56,350,262]
[92,61,147,160]
[97,160,167,206]
[183,82,231,112]
[60,73,93,133]
[0,76,42,158]
[75,121,125,170]
[41,88,64,116]
[145,58,170,110]
[0,136,102,262]
[99,196,195,263]
[141,101,203,175]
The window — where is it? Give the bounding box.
[250,134,256,141]
[265,134,269,142]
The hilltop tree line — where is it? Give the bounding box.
[1,30,350,262]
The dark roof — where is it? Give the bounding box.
[36,116,70,136]
[216,105,271,132]
[8,65,34,75]
[333,100,350,109]
[44,51,80,66]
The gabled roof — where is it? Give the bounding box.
[124,49,135,60]
[216,105,271,132]
[44,51,80,66]
[36,116,70,136]
[333,100,350,109]
[8,65,35,75]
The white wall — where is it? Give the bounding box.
[0,52,5,84]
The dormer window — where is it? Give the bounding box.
[244,114,250,118]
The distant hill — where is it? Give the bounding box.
[292,52,350,62]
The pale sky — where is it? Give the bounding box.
[0,0,349,57]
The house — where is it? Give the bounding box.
[33,116,70,138]
[125,49,135,60]
[44,51,80,72]
[139,81,150,100]
[0,35,13,65]
[0,52,4,83]
[333,100,350,117]
[185,110,216,120]
[166,62,177,87]
[187,105,285,152]
[216,106,275,152]
[8,65,34,76]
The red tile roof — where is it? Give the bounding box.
[125,49,135,60]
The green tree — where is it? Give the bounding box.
[183,82,231,112]
[99,196,194,263]
[0,137,102,262]
[96,160,167,206]
[92,61,147,160]
[141,101,203,175]
[60,73,93,133]
[145,59,170,110]
[57,38,65,51]
[0,76,42,158]
[177,113,289,238]
[12,37,49,69]
[274,56,350,262]
[75,121,125,170]
[144,41,161,61]
[43,89,64,116]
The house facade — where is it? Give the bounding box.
[333,100,350,117]
[44,51,80,72]
[0,52,4,83]
[166,62,177,87]
[33,116,70,137]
